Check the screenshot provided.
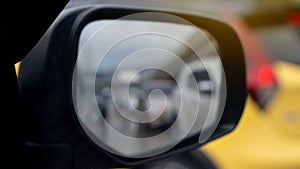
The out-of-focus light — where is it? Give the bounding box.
[287,13,300,26]
[257,64,275,87]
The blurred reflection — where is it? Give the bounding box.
[75,19,225,157]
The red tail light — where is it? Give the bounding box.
[249,64,277,109]
[257,65,276,87]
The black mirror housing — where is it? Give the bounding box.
[19,1,246,168]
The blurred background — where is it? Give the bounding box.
[202,0,300,169]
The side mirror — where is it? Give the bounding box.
[19,1,246,168]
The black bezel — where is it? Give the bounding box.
[19,5,246,168]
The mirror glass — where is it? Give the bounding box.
[73,16,226,158]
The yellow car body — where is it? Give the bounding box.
[202,61,300,169]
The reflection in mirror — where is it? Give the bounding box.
[74,18,226,158]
